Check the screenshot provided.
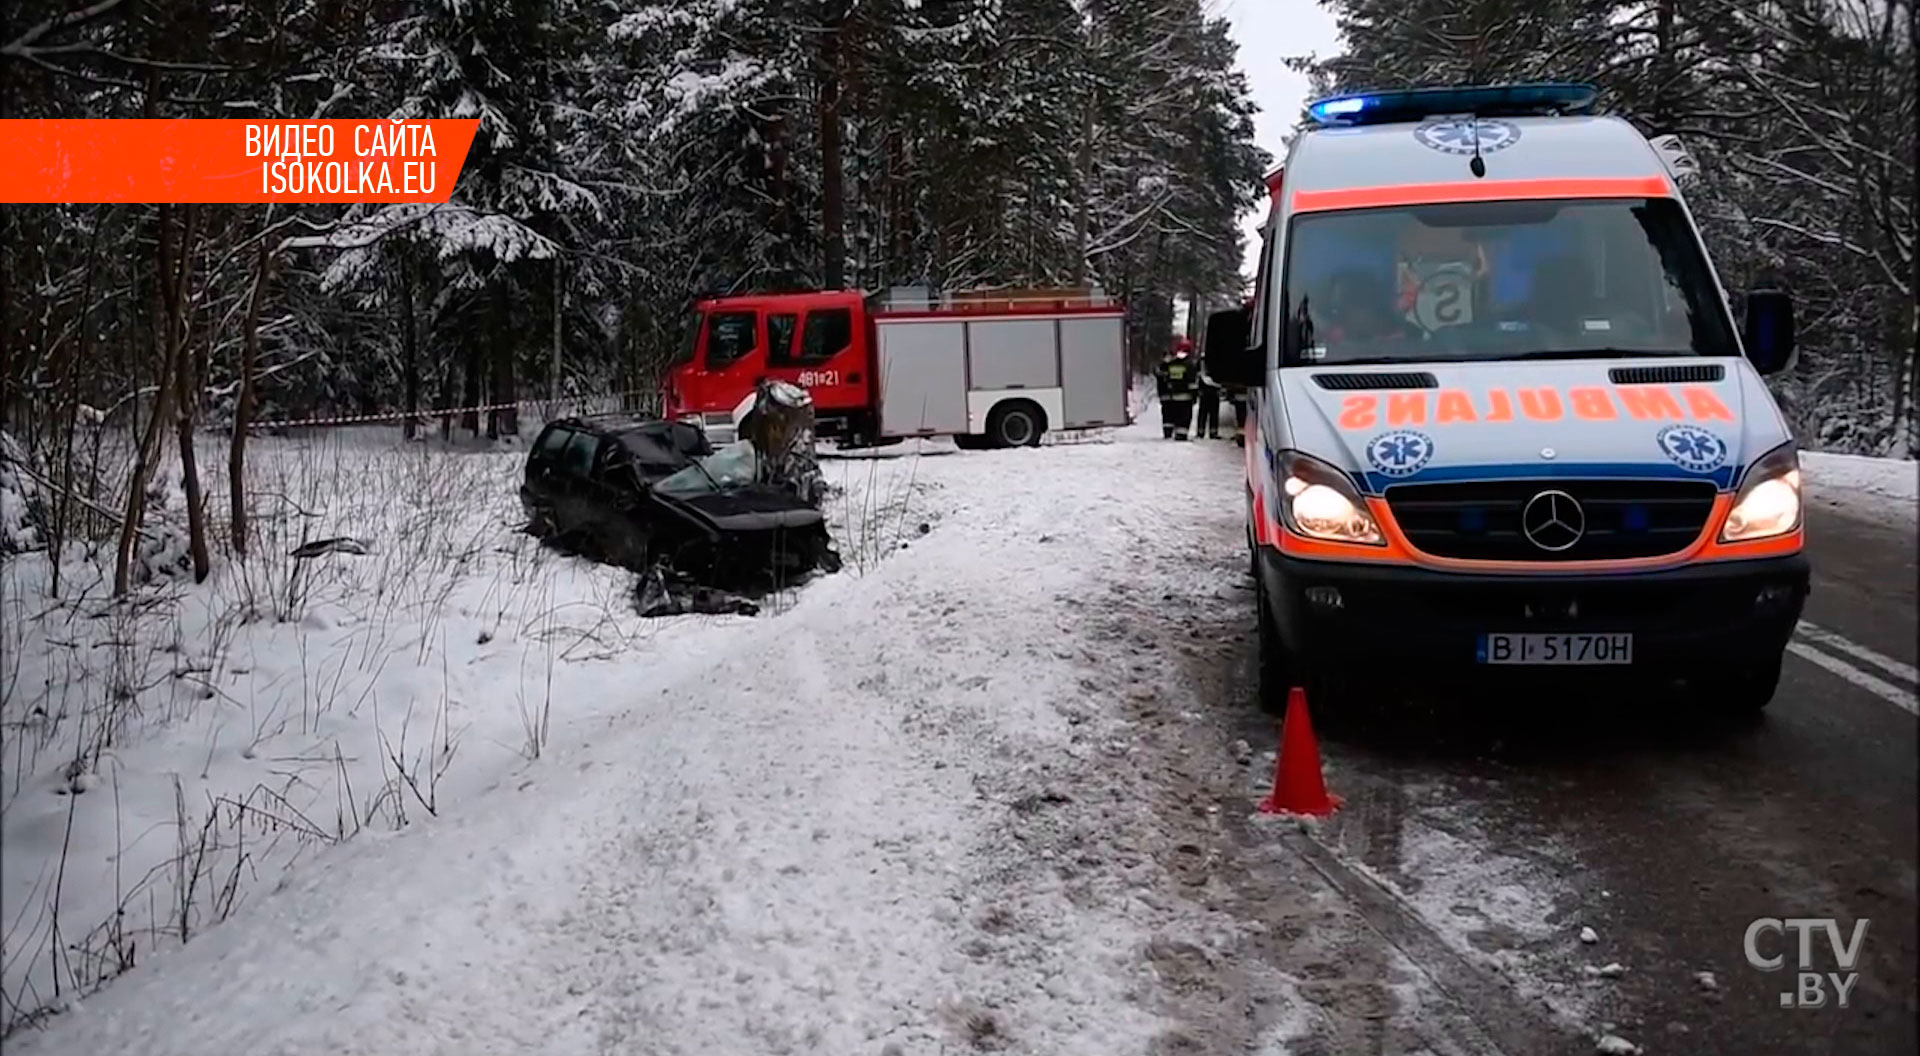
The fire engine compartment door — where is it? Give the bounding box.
[966,319,1060,390]
[875,319,970,436]
[1058,315,1127,427]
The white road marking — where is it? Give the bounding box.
[1786,641,1919,716]
[1795,620,1919,684]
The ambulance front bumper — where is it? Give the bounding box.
[1258,548,1809,679]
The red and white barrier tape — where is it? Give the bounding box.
[245,390,659,431]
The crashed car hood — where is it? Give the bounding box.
[1277,357,1791,495]
[664,486,826,533]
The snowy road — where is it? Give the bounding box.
[1203,464,1919,1055]
[5,419,1915,1055]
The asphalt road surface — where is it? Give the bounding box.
[1191,488,1916,1054]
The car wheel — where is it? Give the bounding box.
[988,401,1044,448]
[1700,654,1783,715]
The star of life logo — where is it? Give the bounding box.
[1413,118,1521,156]
[1656,424,1728,473]
[1745,917,1870,1009]
[1365,430,1434,478]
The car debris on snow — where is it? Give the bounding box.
[520,379,842,616]
[1579,925,1599,944]
[1594,1033,1643,1054]
[288,535,369,559]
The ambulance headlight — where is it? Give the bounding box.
[1720,442,1801,543]
[1277,452,1384,545]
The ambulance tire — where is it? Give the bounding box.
[1702,654,1783,716]
[987,400,1046,449]
[1254,575,1288,715]
[953,434,990,450]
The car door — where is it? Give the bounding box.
[524,424,574,519]
[551,431,605,538]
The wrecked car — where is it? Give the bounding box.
[520,393,840,590]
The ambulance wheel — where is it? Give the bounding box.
[1253,570,1295,716]
[953,434,990,450]
[987,401,1045,448]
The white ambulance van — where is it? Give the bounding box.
[1204,84,1809,715]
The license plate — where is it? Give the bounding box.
[1478,633,1633,665]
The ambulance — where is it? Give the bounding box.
[1204,84,1809,715]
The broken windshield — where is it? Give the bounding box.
[654,440,759,497]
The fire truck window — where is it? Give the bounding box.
[766,313,800,365]
[798,308,852,364]
[705,311,758,368]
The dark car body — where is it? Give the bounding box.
[520,417,839,584]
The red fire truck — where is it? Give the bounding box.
[662,286,1133,449]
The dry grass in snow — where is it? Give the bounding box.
[0,424,932,1035]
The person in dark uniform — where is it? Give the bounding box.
[1228,384,1249,447]
[1154,339,1198,440]
[1195,362,1222,439]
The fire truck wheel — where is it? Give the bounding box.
[987,400,1045,448]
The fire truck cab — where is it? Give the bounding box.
[663,287,1132,448]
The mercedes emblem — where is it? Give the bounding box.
[1521,489,1585,552]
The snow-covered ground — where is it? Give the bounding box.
[0,419,1319,1054]
[0,426,934,1037]
[1803,449,1918,529]
[2,416,1911,1053]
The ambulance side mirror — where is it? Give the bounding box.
[1204,308,1260,388]
[1742,285,1795,376]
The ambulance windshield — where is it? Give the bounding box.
[1280,197,1738,367]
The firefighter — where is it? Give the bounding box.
[1195,361,1222,439]
[1154,338,1199,439]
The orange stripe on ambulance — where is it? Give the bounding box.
[1334,385,1735,429]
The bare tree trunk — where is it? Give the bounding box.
[167,205,210,583]
[400,247,420,440]
[47,215,106,596]
[818,4,847,290]
[550,255,562,403]
[461,338,482,436]
[230,228,270,556]
[766,109,794,283]
[115,205,179,597]
[1909,0,1918,455]
[488,281,516,439]
[1073,0,1104,287]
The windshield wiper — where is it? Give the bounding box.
[1308,356,1424,366]
[1508,348,1695,361]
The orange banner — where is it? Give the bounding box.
[0,119,481,204]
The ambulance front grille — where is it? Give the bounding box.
[1384,479,1718,562]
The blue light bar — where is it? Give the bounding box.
[1305,83,1600,127]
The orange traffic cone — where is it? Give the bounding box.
[1258,686,1342,817]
